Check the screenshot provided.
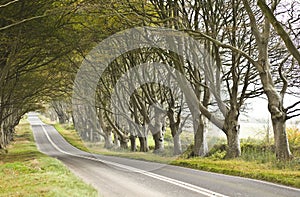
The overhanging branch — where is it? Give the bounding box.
[257,0,300,66]
[0,15,47,31]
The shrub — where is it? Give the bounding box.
[287,127,300,157]
[287,127,300,147]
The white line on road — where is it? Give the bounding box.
[39,124,229,197]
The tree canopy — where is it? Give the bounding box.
[1,0,299,161]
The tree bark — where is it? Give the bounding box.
[120,138,128,149]
[113,131,120,147]
[104,128,113,149]
[192,115,208,157]
[224,109,241,158]
[138,136,149,152]
[271,115,292,160]
[258,63,292,160]
[150,106,165,153]
[130,135,137,151]
[173,134,182,155]
[152,131,164,153]
[168,108,182,155]
[0,124,4,149]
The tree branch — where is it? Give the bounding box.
[286,113,300,120]
[286,100,300,111]
[0,0,19,8]
[257,0,300,66]
[185,29,258,67]
[0,15,47,31]
[278,55,290,99]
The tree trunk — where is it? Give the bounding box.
[130,135,137,151]
[168,109,182,155]
[120,138,128,149]
[259,65,292,160]
[104,129,113,149]
[226,129,241,158]
[138,136,149,152]
[224,109,241,158]
[0,124,4,150]
[271,113,292,160]
[150,107,165,153]
[113,132,120,147]
[173,133,182,155]
[243,0,293,161]
[192,115,208,157]
[58,114,66,124]
[152,132,164,153]
[89,128,93,142]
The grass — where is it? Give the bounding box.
[43,116,300,189]
[54,123,90,152]
[172,158,300,188]
[0,120,98,197]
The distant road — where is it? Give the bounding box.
[28,112,300,197]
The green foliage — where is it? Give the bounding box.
[164,128,173,142]
[207,143,227,158]
[287,127,300,146]
[287,127,300,157]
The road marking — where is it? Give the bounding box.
[38,123,228,197]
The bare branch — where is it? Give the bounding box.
[257,0,300,66]
[0,15,46,31]
[242,0,262,43]
[185,29,258,67]
[278,55,290,99]
[286,100,300,111]
[287,108,300,115]
[286,113,300,120]
[0,0,19,8]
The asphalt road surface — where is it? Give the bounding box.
[28,112,300,197]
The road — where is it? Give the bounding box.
[28,112,300,197]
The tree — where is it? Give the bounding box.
[241,0,300,160]
[0,0,91,149]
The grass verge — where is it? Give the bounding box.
[49,119,300,189]
[172,158,300,188]
[54,123,90,152]
[0,120,98,197]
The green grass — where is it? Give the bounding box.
[45,117,300,189]
[0,120,98,197]
[54,123,90,152]
[50,122,177,163]
[172,158,300,188]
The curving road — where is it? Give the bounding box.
[28,112,300,197]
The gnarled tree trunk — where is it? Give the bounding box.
[224,108,241,158]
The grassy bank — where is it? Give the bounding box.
[172,158,300,188]
[0,120,98,197]
[51,121,300,189]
